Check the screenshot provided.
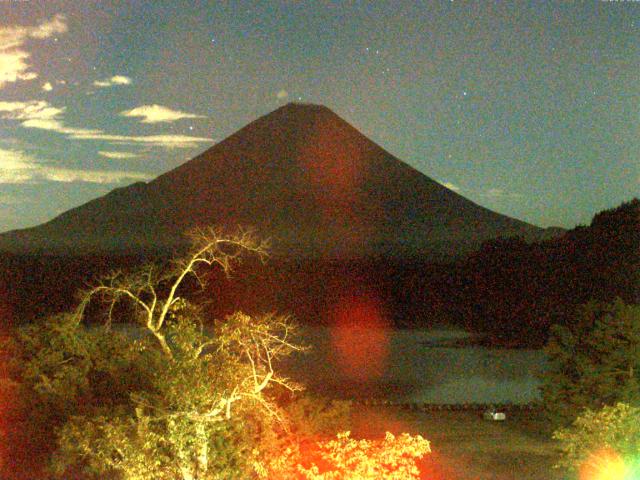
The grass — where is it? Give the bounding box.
[350,405,565,480]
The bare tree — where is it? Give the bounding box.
[75,226,268,357]
[45,227,306,480]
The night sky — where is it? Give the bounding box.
[0,1,638,233]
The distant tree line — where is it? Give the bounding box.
[0,198,637,348]
[454,198,639,346]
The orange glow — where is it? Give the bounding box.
[296,114,377,251]
[290,431,430,479]
[579,447,632,480]
[299,115,366,208]
[328,294,390,382]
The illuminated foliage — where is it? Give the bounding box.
[8,228,306,480]
[0,313,137,479]
[553,403,640,479]
[280,395,352,440]
[4,227,433,479]
[294,431,430,480]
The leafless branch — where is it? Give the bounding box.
[73,228,269,361]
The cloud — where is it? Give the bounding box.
[0,100,210,149]
[93,75,132,88]
[70,132,212,148]
[0,148,36,182]
[0,147,149,184]
[441,182,460,192]
[276,89,288,100]
[0,15,67,89]
[0,50,37,87]
[0,14,68,50]
[42,81,52,91]
[27,15,68,40]
[120,104,206,123]
[98,151,141,159]
[21,118,211,148]
[0,100,65,120]
[21,118,101,136]
[40,168,148,184]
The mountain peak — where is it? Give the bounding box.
[264,102,340,124]
[0,105,546,257]
[280,102,329,111]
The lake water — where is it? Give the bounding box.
[110,323,546,404]
[280,326,546,404]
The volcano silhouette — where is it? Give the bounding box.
[0,103,549,258]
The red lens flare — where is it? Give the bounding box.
[299,115,365,209]
[328,294,390,382]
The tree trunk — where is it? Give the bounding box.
[180,469,194,480]
[195,422,209,477]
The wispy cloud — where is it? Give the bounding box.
[0,100,211,149]
[71,132,212,148]
[21,117,211,148]
[0,148,36,183]
[0,147,149,184]
[120,104,206,123]
[26,15,67,41]
[93,75,132,88]
[40,168,148,184]
[98,151,141,159]
[0,15,67,89]
[0,100,65,120]
[0,51,37,87]
[20,118,100,135]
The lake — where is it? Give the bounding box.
[280,326,546,404]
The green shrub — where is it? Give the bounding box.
[541,299,640,427]
[554,402,640,478]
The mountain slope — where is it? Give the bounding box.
[0,103,551,258]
